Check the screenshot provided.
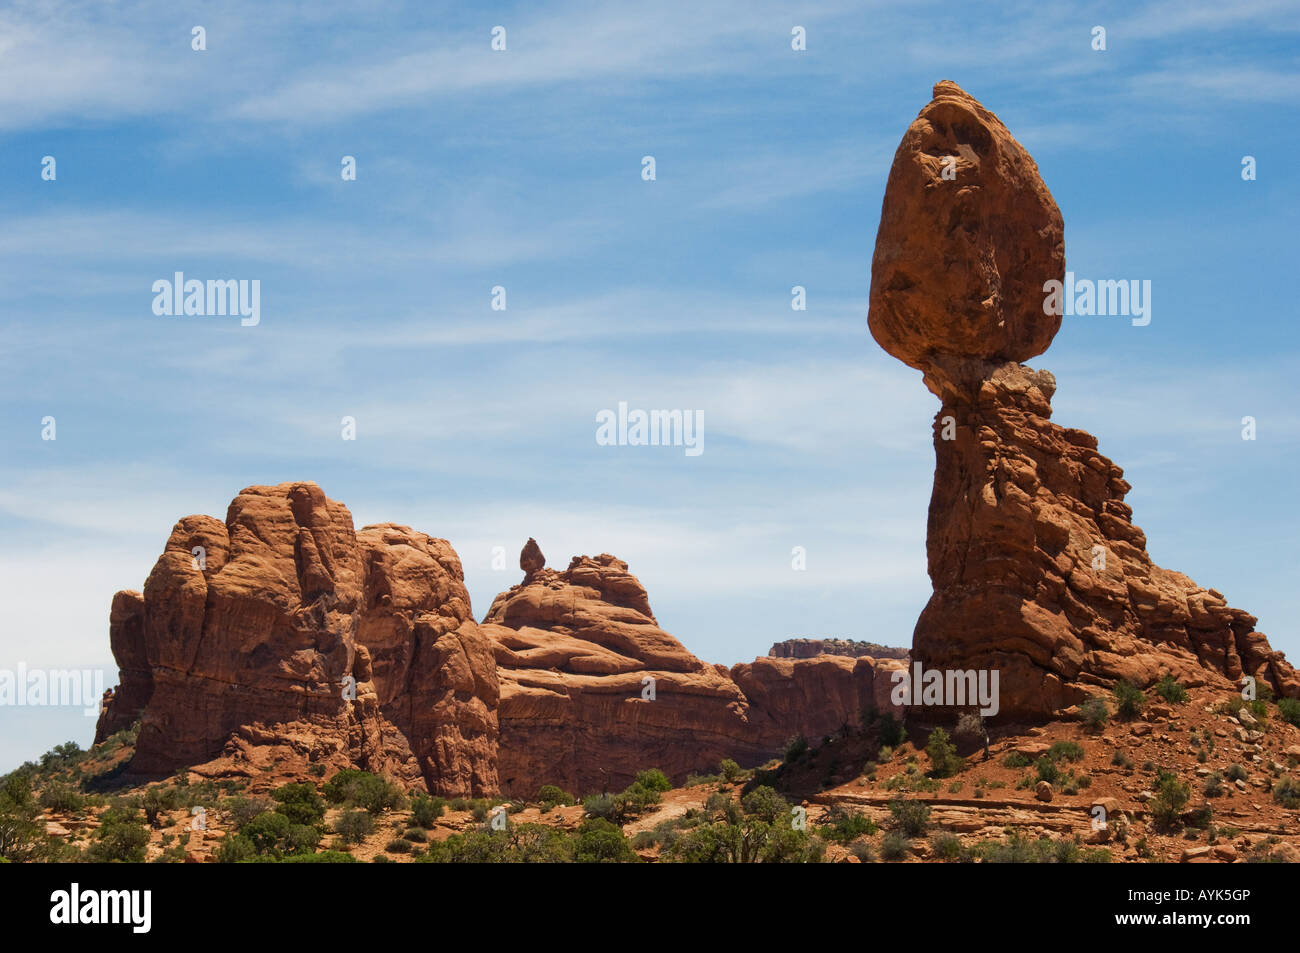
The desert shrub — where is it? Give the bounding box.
[225,796,273,829]
[1080,697,1110,728]
[877,714,908,748]
[410,793,445,827]
[1113,680,1146,718]
[739,785,787,824]
[334,809,374,845]
[535,785,575,809]
[1278,697,1300,729]
[279,850,357,863]
[84,807,149,863]
[930,833,967,861]
[1047,741,1085,763]
[38,782,85,813]
[719,759,744,783]
[573,818,639,863]
[271,782,325,825]
[1035,757,1061,785]
[1003,752,1032,768]
[1203,773,1224,798]
[634,769,672,793]
[888,798,930,837]
[1111,750,1134,769]
[322,770,405,815]
[1226,764,1248,782]
[1154,674,1188,704]
[385,838,412,854]
[402,827,428,843]
[879,830,909,860]
[239,811,320,857]
[784,736,809,762]
[582,793,617,821]
[925,728,963,779]
[214,834,256,863]
[1273,776,1300,809]
[1150,775,1191,831]
[850,838,875,862]
[820,805,877,843]
[142,785,180,827]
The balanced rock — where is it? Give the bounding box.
[868,82,1298,718]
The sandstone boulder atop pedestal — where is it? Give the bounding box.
[869,81,1064,380]
[95,483,499,796]
[867,83,1298,718]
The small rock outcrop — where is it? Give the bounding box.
[769,638,910,661]
[868,82,1298,718]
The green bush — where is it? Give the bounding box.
[1273,776,1300,809]
[879,830,909,861]
[1150,774,1191,831]
[573,818,639,863]
[214,834,256,863]
[278,850,357,863]
[410,793,445,827]
[271,782,325,825]
[888,798,930,837]
[142,785,180,827]
[878,714,908,748]
[1047,741,1085,763]
[719,759,744,783]
[930,833,968,861]
[1080,697,1109,728]
[1113,680,1146,718]
[334,809,375,845]
[925,728,963,779]
[38,783,85,813]
[225,796,273,829]
[84,807,149,863]
[402,827,428,842]
[582,793,617,820]
[385,837,412,854]
[784,736,809,762]
[1003,752,1032,768]
[1154,674,1187,704]
[1226,764,1248,782]
[1278,698,1300,728]
[322,770,405,815]
[819,805,876,843]
[535,785,575,809]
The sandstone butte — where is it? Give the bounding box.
[868,81,1298,719]
[96,487,906,797]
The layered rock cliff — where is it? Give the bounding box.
[868,82,1298,718]
[96,496,904,796]
[95,483,499,796]
[482,543,904,795]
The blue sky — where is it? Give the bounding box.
[2,0,1298,770]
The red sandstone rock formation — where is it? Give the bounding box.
[769,638,909,661]
[95,483,499,796]
[97,490,907,796]
[868,82,1298,718]
[482,542,905,795]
